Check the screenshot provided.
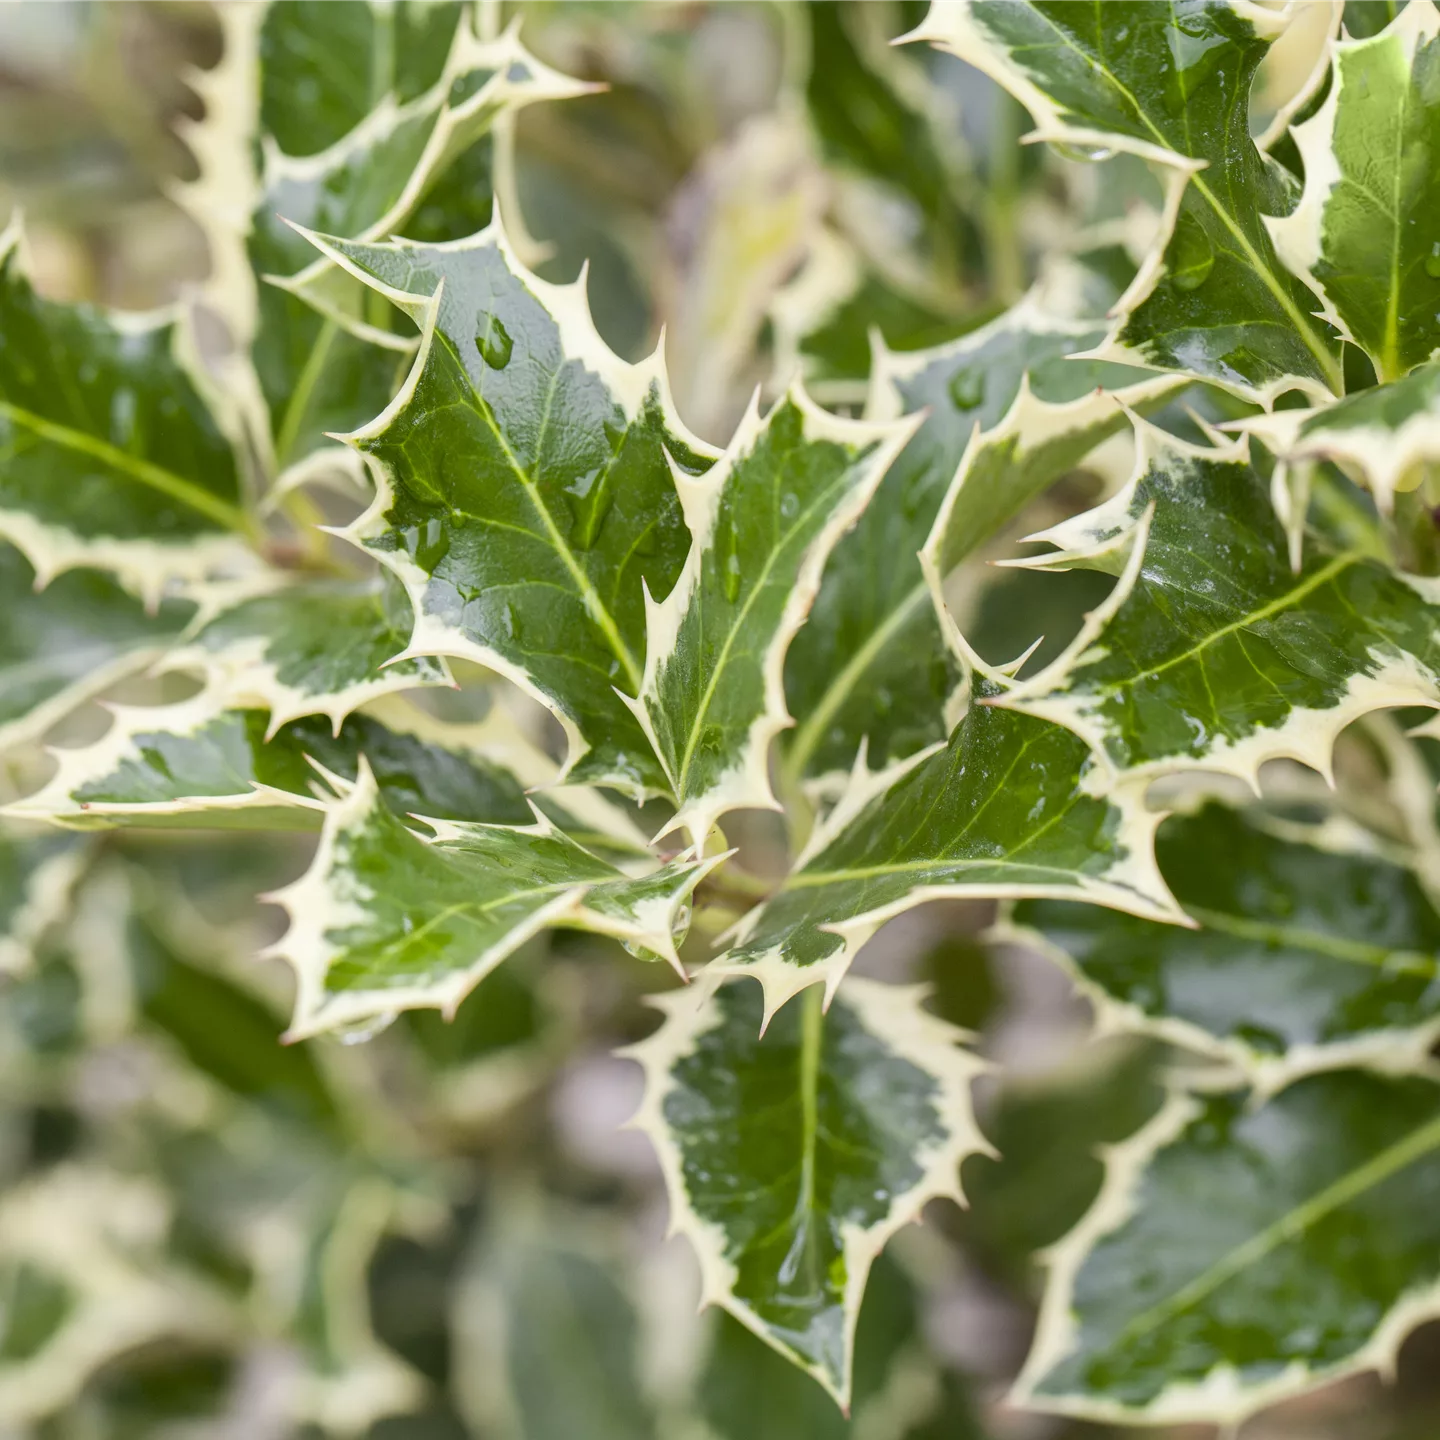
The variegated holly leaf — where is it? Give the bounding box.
[720,687,1179,1024]
[784,295,1177,787]
[1267,0,1440,383]
[0,220,253,602]
[633,393,917,845]
[623,977,986,1411]
[993,420,1440,787]
[0,545,192,758]
[179,8,592,488]
[8,685,643,850]
[1236,360,1440,517]
[0,828,87,974]
[907,2,1344,403]
[257,1,468,159]
[270,759,717,1039]
[1008,801,1440,1087]
[296,219,720,799]
[1016,1068,1440,1426]
[0,1167,235,1425]
[172,573,450,732]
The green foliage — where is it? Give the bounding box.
[6,1,1440,1434]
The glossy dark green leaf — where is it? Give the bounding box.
[636,394,915,844]
[721,691,1178,1022]
[783,297,1173,787]
[1268,1,1440,382]
[1014,801,1440,1081]
[911,1,1344,401]
[1017,1069,1440,1425]
[271,760,715,1038]
[626,976,986,1409]
[301,221,719,798]
[995,421,1440,787]
[0,223,251,600]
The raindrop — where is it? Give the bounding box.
[1426,241,1440,280]
[475,313,513,370]
[722,547,742,603]
[332,1011,398,1046]
[1053,142,1115,163]
[1169,215,1214,292]
[949,367,986,410]
[564,464,613,550]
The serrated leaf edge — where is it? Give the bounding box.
[619,974,990,1411]
[1010,1075,1440,1425]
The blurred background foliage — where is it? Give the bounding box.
[2,2,1439,1437]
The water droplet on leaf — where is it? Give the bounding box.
[332,1011,398,1045]
[949,368,986,410]
[1169,216,1214,291]
[1426,242,1440,280]
[475,313,513,370]
[564,463,613,550]
[1053,142,1114,163]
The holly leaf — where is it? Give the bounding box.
[173,573,451,732]
[1016,1068,1440,1426]
[0,220,253,602]
[269,759,718,1039]
[783,294,1179,787]
[179,9,591,488]
[1009,800,1440,1087]
[0,545,192,758]
[1267,0,1440,383]
[297,219,720,799]
[622,976,986,1411]
[8,686,643,850]
[718,688,1179,1024]
[907,1,1344,402]
[993,419,1440,788]
[633,392,917,846]
[1235,360,1440,517]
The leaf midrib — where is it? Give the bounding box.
[1024,4,1342,392]
[0,398,252,535]
[1088,1107,1440,1361]
[440,333,644,695]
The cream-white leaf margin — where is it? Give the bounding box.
[901,1,1342,406]
[985,416,1440,791]
[1231,397,1440,521]
[620,975,991,1411]
[268,759,724,1040]
[1010,1076,1440,1428]
[299,213,727,795]
[1265,0,1440,381]
[0,219,260,604]
[626,388,921,849]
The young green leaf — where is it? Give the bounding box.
[718,688,1179,1024]
[907,1,1344,401]
[1008,801,1440,1087]
[270,759,718,1039]
[784,294,1178,788]
[633,392,918,846]
[1267,0,1440,383]
[993,420,1440,788]
[0,545,192,758]
[297,218,720,798]
[1236,360,1440,517]
[0,220,253,602]
[1016,1069,1440,1426]
[623,977,987,1411]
